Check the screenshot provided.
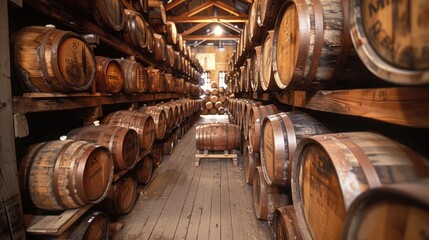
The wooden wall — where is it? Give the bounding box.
[192,45,235,86]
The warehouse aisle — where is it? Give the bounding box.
[113,115,271,240]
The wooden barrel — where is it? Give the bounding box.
[14,26,95,92]
[350,0,429,85]
[132,0,149,13]
[123,9,147,50]
[248,104,278,153]
[159,102,179,126]
[209,108,218,115]
[66,211,110,240]
[68,125,140,171]
[174,51,182,70]
[119,58,149,94]
[163,73,176,93]
[258,0,281,29]
[176,34,184,52]
[272,0,368,90]
[165,45,175,67]
[97,174,137,216]
[147,67,165,93]
[218,107,226,115]
[176,78,185,94]
[162,136,174,155]
[239,66,246,93]
[342,180,429,240]
[204,89,211,95]
[139,106,167,140]
[102,110,155,151]
[253,166,290,221]
[214,101,223,109]
[145,0,167,27]
[134,155,153,185]
[211,81,218,88]
[19,140,114,210]
[243,141,261,185]
[151,143,163,168]
[243,101,262,140]
[165,21,177,45]
[245,58,252,92]
[291,132,429,240]
[205,101,213,110]
[261,31,280,91]
[248,0,263,44]
[153,33,167,62]
[211,88,219,96]
[195,123,241,150]
[250,46,263,92]
[273,206,303,240]
[210,95,219,104]
[185,82,192,95]
[218,87,225,93]
[261,111,330,187]
[159,102,174,128]
[145,25,155,53]
[95,56,125,93]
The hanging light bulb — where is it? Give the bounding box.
[214,25,223,36]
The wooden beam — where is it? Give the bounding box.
[272,88,429,128]
[213,1,242,16]
[182,0,215,17]
[219,22,242,33]
[0,1,26,239]
[169,15,248,23]
[181,23,211,36]
[182,35,240,40]
[166,0,186,11]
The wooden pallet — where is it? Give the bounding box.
[195,149,238,167]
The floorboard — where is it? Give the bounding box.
[113,115,271,240]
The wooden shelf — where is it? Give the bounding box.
[23,205,92,236]
[12,93,180,114]
[244,87,429,129]
[113,148,151,182]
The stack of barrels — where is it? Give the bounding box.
[228,0,428,95]
[201,81,228,115]
[17,98,202,238]
[229,99,429,239]
[13,0,204,96]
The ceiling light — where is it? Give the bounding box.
[214,26,223,36]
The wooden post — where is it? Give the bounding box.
[0,1,26,239]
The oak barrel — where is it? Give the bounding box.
[19,140,114,210]
[123,9,147,50]
[176,34,184,52]
[176,78,185,94]
[205,101,214,110]
[253,166,290,221]
[147,67,165,93]
[195,123,241,151]
[165,45,175,68]
[261,111,329,186]
[248,104,278,153]
[243,140,261,185]
[68,125,139,171]
[273,206,303,240]
[153,33,168,62]
[209,108,218,115]
[218,107,226,115]
[14,26,95,92]
[341,180,429,240]
[273,0,353,89]
[250,46,264,92]
[157,101,176,127]
[95,56,125,93]
[145,25,155,53]
[243,100,262,140]
[119,58,149,94]
[174,51,182,70]
[292,132,429,240]
[102,110,155,151]
[248,0,263,44]
[162,135,174,155]
[73,211,110,239]
[258,0,281,29]
[133,0,149,13]
[166,21,177,45]
[139,106,167,140]
[151,143,163,168]
[146,0,167,27]
[211,81,218,88]
[350,0,429,85]
[134,155,153,185]
[97,174,137,216]
[261,30,280,91]
[163,73,176,93]
[159,101,179,126]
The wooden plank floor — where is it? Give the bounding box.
[113,115,272,240]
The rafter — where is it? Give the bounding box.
[219,22,242,33]
[213,1,242,16]
[183,0,215,17]
[182,35,240,40]
[165,0,186,11]
[181,23,211,36]
[168,15,248,23]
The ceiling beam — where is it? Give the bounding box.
[168,15,248,23]
[213,1,242,16]
[182,35,240,40]
[183,0,215,17]
[165,0,186,11]
[219,22,242,33]
[181,23,211,36]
